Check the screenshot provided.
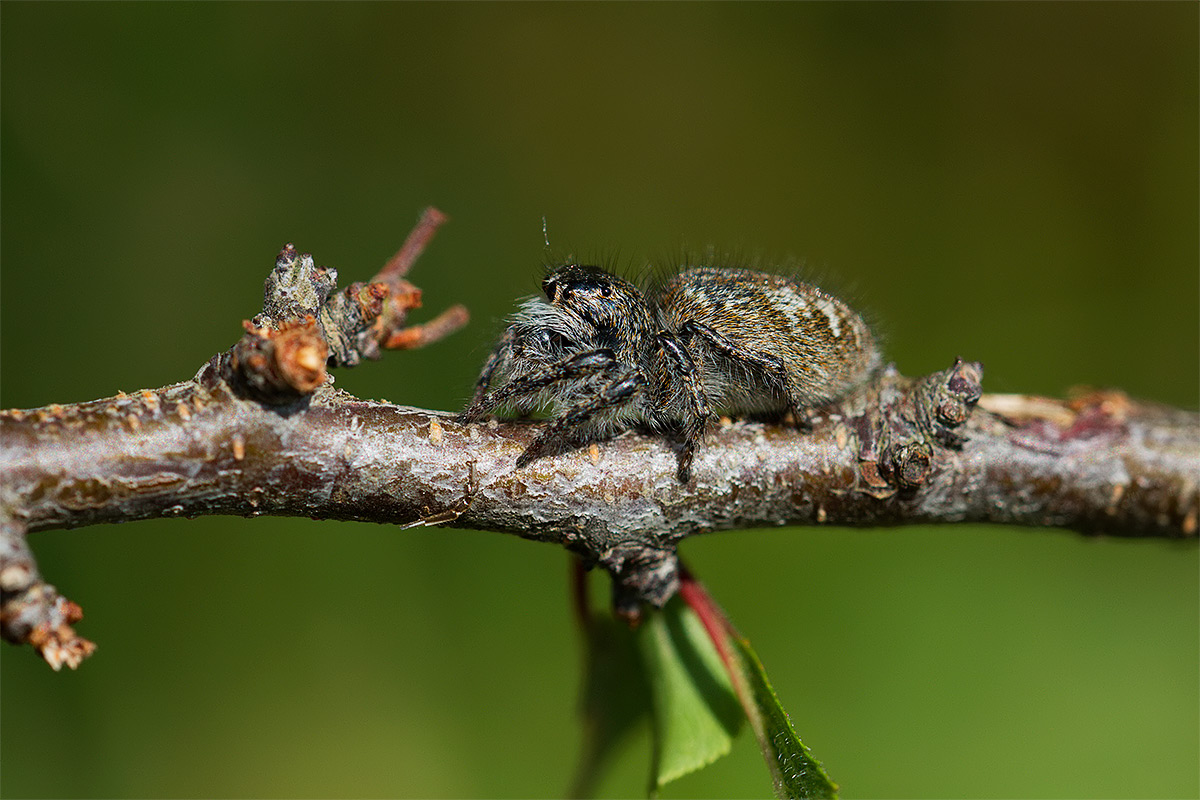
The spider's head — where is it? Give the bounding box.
[541,264,647,334]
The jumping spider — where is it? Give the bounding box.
[457,264,881,482]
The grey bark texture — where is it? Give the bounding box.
[2,210,1196,668]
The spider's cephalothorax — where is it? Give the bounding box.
[457,264,881,482]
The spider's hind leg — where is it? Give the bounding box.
[678,319,801,422]
[655,332,712,484]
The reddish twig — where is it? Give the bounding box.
[0,520,96,670]
[373,206,449,282]
[383,303,470,351]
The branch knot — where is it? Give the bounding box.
[855,358,984,495]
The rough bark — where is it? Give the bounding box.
[2,209,1196,669]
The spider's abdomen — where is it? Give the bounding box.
[651,267,880,411]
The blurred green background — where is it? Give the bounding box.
[2,3,1197,798]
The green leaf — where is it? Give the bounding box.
[676,573,838,799]
[569,604,652,799]
[728,632,838,799]
[572,566,837,799]
[639,596,744,791]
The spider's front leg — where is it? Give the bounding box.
[467,326,516,407]
[456,348,618,423]
[516,368,644,469]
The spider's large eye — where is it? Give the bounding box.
[599,284,613,298]
[541,275,559,300]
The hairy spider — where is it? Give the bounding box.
[456,264,881,482]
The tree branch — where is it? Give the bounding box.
[2,209,1196,668]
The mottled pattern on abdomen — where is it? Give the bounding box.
[650,268,879,411]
